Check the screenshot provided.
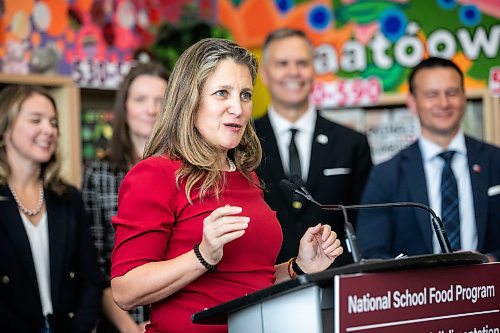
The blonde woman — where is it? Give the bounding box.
[0,85,101,332]
[110,39,343,333]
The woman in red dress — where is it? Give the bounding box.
[110,38,343,333]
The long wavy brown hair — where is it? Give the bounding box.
[144,38,262,201]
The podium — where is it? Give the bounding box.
[192,252,500,332]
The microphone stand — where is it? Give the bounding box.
[289,183,453,255]
[288,184,363,262]
[336,205,363,263]
[333,202,452,255]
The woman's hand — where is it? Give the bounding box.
[295,223,343,274]
[138,321,149,332]
[199,205,250,265]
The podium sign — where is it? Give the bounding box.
[193,253,492,333]
[335,263,500,332]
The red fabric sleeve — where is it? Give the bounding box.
[111,157,177,278]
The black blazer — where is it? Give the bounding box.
[0,184,101,333]
[255,113,373,265]
[357,136,500,260]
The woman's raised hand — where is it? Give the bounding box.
[296,223,343,274]
[198,205,250,265]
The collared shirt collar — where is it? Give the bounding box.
[267,103,317,136]
[419,130,467,163]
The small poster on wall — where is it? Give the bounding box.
[322,100,484,165]
[364,108,420,165]
[321,108,420,165]
[489,67,500,98]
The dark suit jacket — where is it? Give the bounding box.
[255,113,373,265]
[0,184,101,333]
[357,136,500,260]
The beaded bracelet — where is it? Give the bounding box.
[287,257,296,279]
[193,244,217,272]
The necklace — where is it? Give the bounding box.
[7,181,45,216]
[227,156,236,172]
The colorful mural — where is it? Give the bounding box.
[218,0,500,114]
[0,0,216,87]
[1,0,498,103]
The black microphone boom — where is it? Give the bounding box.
[335,202,453,254]
[281,177,363,262]
[280,177,453,256]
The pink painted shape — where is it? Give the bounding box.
[354,23,380,45]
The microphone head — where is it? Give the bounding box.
[279,179,305,210]
[289,174,306,188]
[279,179,297,196]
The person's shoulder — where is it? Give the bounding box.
[318,114,366,139]
[119,156,179,200]
[466,136,500,155]
[84,159,104,172]
[83,157,121,175]
[134,155,181,171]
[48,183,83,203]
[253,113,269,129]
[58,184,80,196]
[126,155,180,183]
[373,142,418,171]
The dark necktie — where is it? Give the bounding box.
[288,128,302,179]
[439,151,460,250]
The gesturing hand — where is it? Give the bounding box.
[295,223,343,274]
[198,205,250,265]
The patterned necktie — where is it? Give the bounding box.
[439,151,460,250]
[288,128,302,179]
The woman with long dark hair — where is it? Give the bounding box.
[82,61,168,333]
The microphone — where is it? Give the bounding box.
[288,175,322,207]
[280,178,363,263]
[280,177,453,257]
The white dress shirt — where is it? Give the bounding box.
[21,211,53,316]
[267,104,317,181]
[418,130,477,253]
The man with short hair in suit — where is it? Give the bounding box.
[255,28,372,266]
[357,57,500,262]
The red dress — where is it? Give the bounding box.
[111,156,283,333]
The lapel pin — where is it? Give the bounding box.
[0,195,8,201]
[472,164,481,173]
[316,134,328,145]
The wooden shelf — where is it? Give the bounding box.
[0,73,75,86]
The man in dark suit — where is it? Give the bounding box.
[255,28,372,266]
[357,57,500,262]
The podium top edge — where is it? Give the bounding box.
[192,252,488,325]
